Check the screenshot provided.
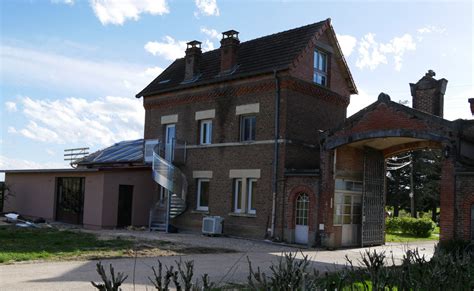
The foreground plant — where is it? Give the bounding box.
[91,262,128,291]
[90,242,474,290]
[148,258,215,291]
[247,251,321,290]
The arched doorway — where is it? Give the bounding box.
[295,193,310,244]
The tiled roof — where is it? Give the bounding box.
[136,20,328,97]
[75,139,144,165]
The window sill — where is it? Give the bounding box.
[228,212,256,218]
[191,210,209,215]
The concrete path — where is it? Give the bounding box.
[0,240,436,291]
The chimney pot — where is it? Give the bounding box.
[220,30,240,73]
[184,40,202,81]
[409,70,447,118]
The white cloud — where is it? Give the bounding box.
[144,66,164,77]
[347,88,377,117]
[195,0,219,17]
[336,34,357,57]
[11,95,144,147]
[417,25,446,35]
[5,101,17,112]
[1,44,153,96]
[90,0,169,25]
[51,0,74,5]
[144,36,215,60]
[355,33,416,71]
[356,33,388,70]
[202,39,215,51]
[145,36,187,60]
[201,27,220,40]
[46,149,56,156]
[0,155,66,172]
[416,25,446,42]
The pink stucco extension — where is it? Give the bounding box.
[4,168,155,229]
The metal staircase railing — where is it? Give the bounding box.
[148,140,187,232]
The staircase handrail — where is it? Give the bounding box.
[152,143,187,202]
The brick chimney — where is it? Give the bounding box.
[410,70,448,117]
[184,40,202,81]
[469,98,474,116]
[220,30,240,73]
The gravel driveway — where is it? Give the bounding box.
[0,230,436,291]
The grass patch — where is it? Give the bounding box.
[0,226,135,263]
[0,226,237,264]
[385,231,438,242]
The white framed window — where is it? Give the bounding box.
[233,179,243,213]
[232,178,257,215]
[313,49,327,86]
[196,179,210,211]
[199,119,212,145]
[247,178,257,214]
[240,115,256,141]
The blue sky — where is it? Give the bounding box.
[1,0,473,180]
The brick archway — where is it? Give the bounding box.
[287,185,317,231]
[316,95,466,248]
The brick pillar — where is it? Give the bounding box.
[439,156,455,241]
[409,70,448,118]
[318,149,335,247]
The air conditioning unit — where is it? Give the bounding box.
[202,216,223,235]
[144,139,159,163]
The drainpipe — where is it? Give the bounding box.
[270,69,281,239]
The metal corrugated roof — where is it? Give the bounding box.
[76,139,144,165]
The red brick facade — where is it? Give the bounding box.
[140,24,354,244]
[138,20,474,248]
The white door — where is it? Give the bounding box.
[295,193,310,244]
[165,124,176,161]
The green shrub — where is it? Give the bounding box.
[386,217,435,237]
[410,218,435,237]
[385,217,402,232]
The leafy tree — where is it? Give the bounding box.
[386,149,441,221]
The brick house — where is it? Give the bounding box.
[135,19,356,245]
[3,19,474,249]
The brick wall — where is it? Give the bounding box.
[412,88,442,116]
[455,173,474,240]
[144,77,277,143]
[335,145,363,179]
[333,103,433,138]
[175,144,276,238]
[289,29,352,97]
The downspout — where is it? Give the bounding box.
[271,69,281,239]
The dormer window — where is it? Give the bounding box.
[313,49,327,86]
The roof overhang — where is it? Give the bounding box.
[1,168,99,174]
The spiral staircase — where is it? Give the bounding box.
[148,140,187,232]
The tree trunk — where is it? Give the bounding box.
[394,205,399,217]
